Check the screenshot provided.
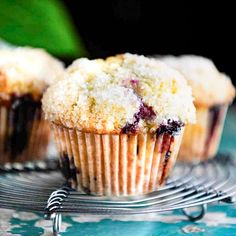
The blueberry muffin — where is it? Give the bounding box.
[42,53,195,196]
[0,47,64,164]
[161,55,235,162]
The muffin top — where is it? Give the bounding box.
[0,47,64,101]
[160,55,235,107]
[42,53,196,134]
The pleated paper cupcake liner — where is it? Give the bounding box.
[178,105,227,162]
[52,123,184,196]
[0,105,50,164]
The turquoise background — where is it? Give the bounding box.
[6,204,236,236]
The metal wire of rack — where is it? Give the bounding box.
[0,154,236,236]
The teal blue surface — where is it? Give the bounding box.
[5,204,236,236]
[1,107,236,236]
[60,205,236,236]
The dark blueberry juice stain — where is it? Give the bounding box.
[204,105,223,155]
[120,96,185,186]
[160,135,175,184]
[208,105,222,139]
[60,154,71,180]
[130,79,139,86]
[165,150,171,160]
[138,103,156,120]
[121,99,184,136]
[121,120,138,134]
[3,94,41,160]
[60,153,77,186]
[156,119,184,136]
[82,187,91,195]
[121,102,156,134]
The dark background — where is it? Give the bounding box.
[64,0,235,84]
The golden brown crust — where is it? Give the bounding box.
[0,69,9,100]
[51,121,122,135]
[0,69,7,91]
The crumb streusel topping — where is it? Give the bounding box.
[160,55,235,106]
[0,47,64,100]
[42,53,196,134]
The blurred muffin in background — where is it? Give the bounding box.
[42,53,196,196]
[0,47,64,164]
[160,55,235,162]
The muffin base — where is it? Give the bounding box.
[0,95,50,164]
[178,105,227,162]
[51,123,184,196]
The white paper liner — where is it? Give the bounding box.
[52,124,184,196]
[178,105,227,162]
[0,105,50,163]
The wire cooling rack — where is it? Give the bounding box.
[0,154,236,236]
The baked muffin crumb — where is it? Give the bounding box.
[160,55,235,106]
[0,47,64,100]
[43,53,196,134]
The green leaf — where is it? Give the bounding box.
[0,0,86,57]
